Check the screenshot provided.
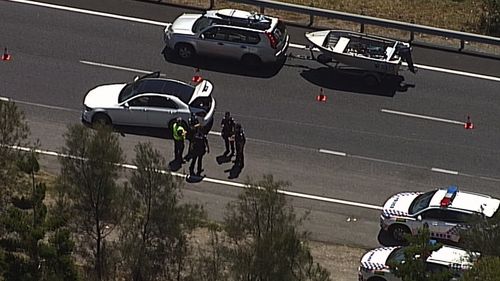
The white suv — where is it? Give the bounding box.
[164,9,289,66]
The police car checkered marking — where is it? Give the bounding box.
[382,209,409,217]
[361,261,387,270]
[398,192,421,196]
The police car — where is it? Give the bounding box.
[358,244,477,281]
[380,185,500,242]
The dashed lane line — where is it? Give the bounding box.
[381,109,466,126]
[80,60,166,76]
[7,144,383,211]
[431,167,459,175]
[318,149,347,157]
[7,0,500,82]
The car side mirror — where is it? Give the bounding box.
[123,103,129,108]
[133,75,139,82]
[417,215,422,221]
[200,34,205,39]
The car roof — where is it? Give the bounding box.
[429,188,500,217]
[426,246,474,267]
[134,78,194,104]
[203,9,277,31]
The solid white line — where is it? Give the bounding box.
[431,167,459,175]
[318,149,347,157]
[409,63,500,82]
[381,109,466,125]
[7,0,169,26]
[208,131,221,136]
[0,97,11,102]
[80,60,157,74]
[5,144,383,211]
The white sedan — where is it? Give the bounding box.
[82,72,215,129]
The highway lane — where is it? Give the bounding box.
[2,0,500,248]
[2,0,500,177]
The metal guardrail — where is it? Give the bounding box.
[209,0,500,53]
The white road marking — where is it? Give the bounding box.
[318,149,347,157]
[8,0,500,82]
[6,144,383,211]
[431,167,459,175]
[208,131,221,136]
[7,0,169,26]
[406,63,500,82]
[381,109,466,126]
[80,60,165,75]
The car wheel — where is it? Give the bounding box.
[92,113,112,127]
[175,43,195,60]
[363,73,381,87]
[241,54,262,68]
[389,224,411,242]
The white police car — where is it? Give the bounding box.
[380,185,500,242]
[358,244,477,281]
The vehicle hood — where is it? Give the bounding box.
[360,247,398,270]
[83,84,126,108]
[171,13,202,35]
[189,80,213,104]
[382,192,421,217]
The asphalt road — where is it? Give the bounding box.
[1,0,500,250]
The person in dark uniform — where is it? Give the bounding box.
[220,111,235,157]
[234,123,246,168]
[184,114,200,162]
[172,117,186,163]
[189,127,209,176]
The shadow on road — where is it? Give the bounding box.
[114,125,172,139]
[300,66,415,97]
[162,47,286,79]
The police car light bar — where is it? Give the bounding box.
[440,185,458,207]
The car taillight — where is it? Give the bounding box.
[265,32,278,49]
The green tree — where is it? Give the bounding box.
[59,124,125,281]
[223,175,331,281]
[1,150,79,281]
[481,0,500,36]
[389,228,452,281]
[119,142,205,281]
[460,211,500,257]
[187,223,228,281]
[461,256,500,281]
[0,99,29,202]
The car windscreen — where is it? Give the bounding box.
[119,79,194,104]
[193,17,212,33]
[409,190,437,215]
[387,248,405,265]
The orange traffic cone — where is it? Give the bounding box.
[2,48,11,61]
[464,115,474,129]
[192,68,203,84]
[316,88,327,102]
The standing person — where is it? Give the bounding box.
[184,114,200,162]
[172,117,187,163]
[234,123,246,168]
[220,111,235,156]
[189,127,209,176]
